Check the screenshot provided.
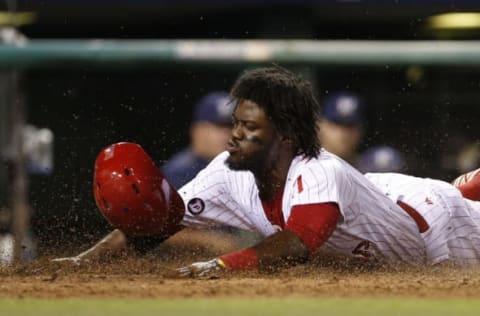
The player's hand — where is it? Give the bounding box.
[176,258,225,278]
[51,256,88,266]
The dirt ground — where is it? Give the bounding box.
[1,229,480,299]
[2,251,480,299]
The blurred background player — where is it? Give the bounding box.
[357,146,406,174]
[162,91,234,189]
[317,92,406,174]
[317,91,365,166]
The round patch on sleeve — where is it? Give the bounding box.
[187,198,205,215]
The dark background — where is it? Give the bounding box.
[1,1,480,252]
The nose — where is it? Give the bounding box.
[231,124,244,140]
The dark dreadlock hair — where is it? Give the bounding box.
[230,66,320,159]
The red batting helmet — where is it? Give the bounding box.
[93,142,184,236]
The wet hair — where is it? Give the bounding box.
[230,66,320,158]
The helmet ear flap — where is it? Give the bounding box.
[93,142,185,236]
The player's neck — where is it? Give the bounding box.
[255,155,293,201]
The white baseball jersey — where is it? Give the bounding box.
[365,172,480,265]
[179,149,429,265]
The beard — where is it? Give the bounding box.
[225,143,271,172]
[225,153,261,171]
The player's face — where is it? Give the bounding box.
[225,100,281,172]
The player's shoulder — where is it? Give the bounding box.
[364,172,431,190]
[179,151,231,191]
[193,151,255,189]
[365,172,421,182]
[208,151,230,166]
[290,149,353,179]
[199,151,239,176]
[293,149,349,169]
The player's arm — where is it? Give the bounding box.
[52,226,184,265]
[52,229,128,264]
[178,202,340,276]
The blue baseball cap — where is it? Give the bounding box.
[358,146,405,173]
[193,91,234,126]
[321,91,365,125]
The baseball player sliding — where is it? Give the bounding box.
[54,66,480,276]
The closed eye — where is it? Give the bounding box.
[232,115,258,131]
[244,122,258,131]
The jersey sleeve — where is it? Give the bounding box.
[177,151,235,228]
[285,202,340,253]
[289,158,354,220]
